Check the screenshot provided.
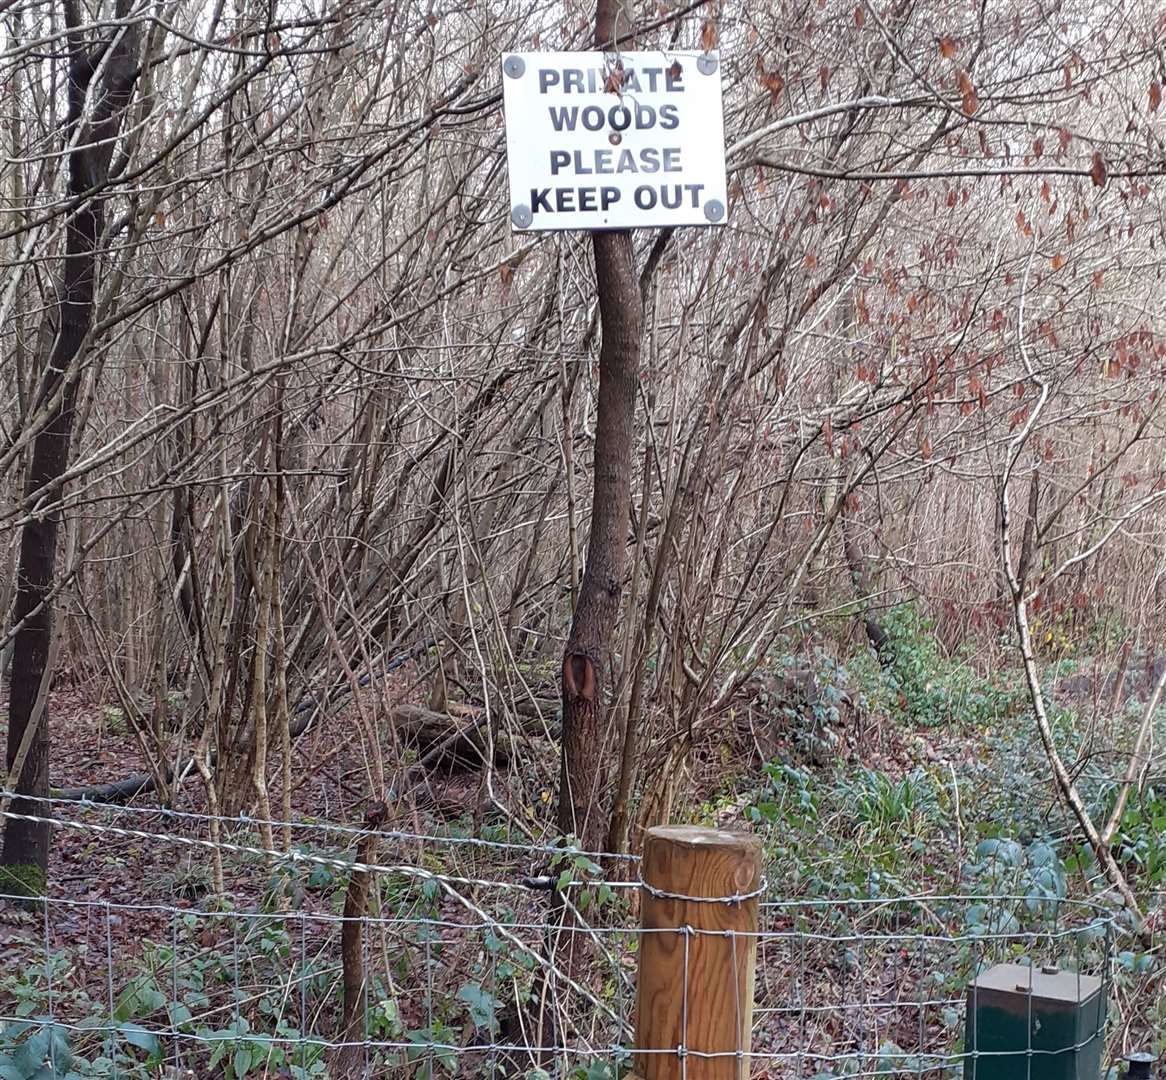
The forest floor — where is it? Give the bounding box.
[2,628,1165,1077]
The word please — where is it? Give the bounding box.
[549,148,681,175]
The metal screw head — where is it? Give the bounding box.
[503,55,525,79]
[703,198,725,223]
[697,53,718,75]
[609,131,622,145]
[511,204,532,229]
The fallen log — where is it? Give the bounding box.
[51,644,431,803]
[52,699,559,803]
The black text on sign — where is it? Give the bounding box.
[501,51,728,232]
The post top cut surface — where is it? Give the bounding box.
[971,961,1102,1004]
[645,825,761,852]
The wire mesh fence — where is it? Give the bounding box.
[0,792,1125,1079]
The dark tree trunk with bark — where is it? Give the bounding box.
[556,0,643,850]
[2,2,139,890]
[4,392,79,885]
[333,802,387,1078]
[841,512,890,664]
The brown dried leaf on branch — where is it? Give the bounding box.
[1090,150,1108,188]
[957,70,979,115]
[756,57,784,98]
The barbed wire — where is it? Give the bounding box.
[641,876,769,904]
[1,888,1113,947]
[0,801,1134,1080]
[0,1010,1119,1067]
[0,807,633,1035]
[0,787,641,862]
[0,805,621,894]
[0,804,1126,939]
[0,1012,1118,1061]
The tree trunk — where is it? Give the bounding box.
[333,802,387,1078]
[557,6,642,845]
[2,2,139,891]
[1016,468,1040,590]
[841,508,890,663]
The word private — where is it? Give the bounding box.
[501,50,728,231]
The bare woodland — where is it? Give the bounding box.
[2,0,1166,928]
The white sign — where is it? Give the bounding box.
[500,50,728,232]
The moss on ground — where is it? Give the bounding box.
[0,861,47,900]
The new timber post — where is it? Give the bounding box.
[631,826,762,1080]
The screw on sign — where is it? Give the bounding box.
[500,50,729,231]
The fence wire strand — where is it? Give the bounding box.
[0,801,1123,1079]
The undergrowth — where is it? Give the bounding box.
[4,604,1164,1076]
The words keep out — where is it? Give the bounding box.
[530,182,706,214]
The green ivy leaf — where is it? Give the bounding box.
[456,982,500,1032]
[120,1023,161,1057]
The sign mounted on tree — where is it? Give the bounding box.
[500,51,728,231]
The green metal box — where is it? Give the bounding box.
[966,962,1106,1080]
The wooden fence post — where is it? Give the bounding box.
[632,825,762,1080]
